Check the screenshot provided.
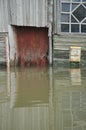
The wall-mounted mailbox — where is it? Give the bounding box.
[70,46,81,62]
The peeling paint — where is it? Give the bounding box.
[16,27,49,67]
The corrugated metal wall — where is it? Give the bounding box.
[9,0,49,27]
[0,0,8,32]
[0,0,53,66]
[0,0,53,32]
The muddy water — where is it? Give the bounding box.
[0,66,86,130]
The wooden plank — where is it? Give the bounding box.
[0,38,6,64]
[53,35,86,51]
[53,35,86,42]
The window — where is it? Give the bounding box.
[61,0,86,33]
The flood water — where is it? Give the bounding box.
[0,65,86,130]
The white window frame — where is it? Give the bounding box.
[57,0,86,34]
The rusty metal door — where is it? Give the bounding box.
[16,27,49,67]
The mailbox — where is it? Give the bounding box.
[70,47,81,62]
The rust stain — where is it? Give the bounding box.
[16,27,49,67]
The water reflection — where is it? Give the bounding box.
[10,67,50,107]
[70,68,81,85]
[0,66,86,130]
[54,67,86,130]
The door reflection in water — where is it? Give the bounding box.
[0,66,86,130]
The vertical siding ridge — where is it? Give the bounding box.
[4,0,50,28]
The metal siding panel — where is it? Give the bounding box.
[35,0,39,26]
[42,0,46,26]
[26,0,30,25]
[44,0,48,26]
[3,0,8,31]
[12,0,17,25]
[10,0,16,25]
[0,0,8,32]
[38,0,42,26]
[36,0,48,27]
[42,0,44,26]
[9,0,12,24]
[22,0,25,25]
[29,0,33,26]
[16,0,23,25]
[9,0,49,27]
[0,0,3,31]
[33,0,36,26]
[10,0,13,24]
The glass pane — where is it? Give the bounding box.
[71,15,78,22]
[83,19,86,23]
[71,24,79,32]
[72,3,79,11]
[61,24,69,32]
[61,14,70,22]
[72,0,80,2]
[82,0,86,2]
[60,0,86,33]
[61,0,71,2]
[81,25,86,32]
[73,5,86,22]
[83,3,86,7]
[62,3,70,12]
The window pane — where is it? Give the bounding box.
[73,5,86,22]
[60,0,86,33]
[61,24,69,32]
[83,3,86,7]
[82,0,86,2]
[72,0,80,2]
[62,3,70,12]
[61,14,70,22]
[72,3,79,11]
[71,15,78,22]
[81,25,86,32]
[61,0,71,2]
[71,24,79,32]
[83,19,86,23]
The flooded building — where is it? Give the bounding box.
[53,0,86,63]
[0,0,53,67]
[0,0,86,66]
